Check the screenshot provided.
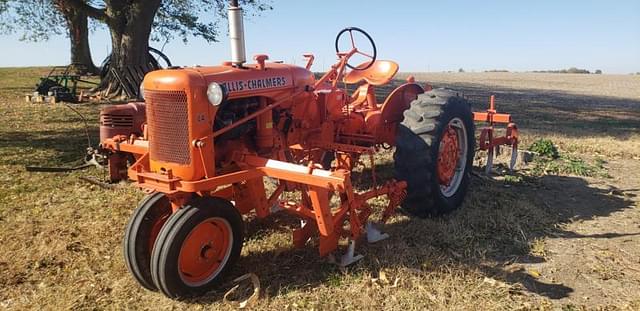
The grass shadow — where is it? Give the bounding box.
[0,127,99,166]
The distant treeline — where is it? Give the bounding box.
[532,67,602,74]
[452,68,612,74]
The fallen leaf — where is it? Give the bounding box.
[527,269,541,278]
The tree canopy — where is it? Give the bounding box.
[1,0,272,97]
[0,0,67,41]
[1,0,272,44]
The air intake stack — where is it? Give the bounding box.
[229,0,246,66]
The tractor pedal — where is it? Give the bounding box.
[339,240,364,267]
[366,222,389,243]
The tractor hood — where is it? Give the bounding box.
[142,62,315,101]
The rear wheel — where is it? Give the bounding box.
[123,192,172,291]
[394,89,475,217]
[150,197,244,298]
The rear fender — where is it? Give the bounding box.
[380,83,425,124]
[365,83,424,144]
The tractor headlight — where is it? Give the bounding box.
[139,84,145,100]
[207,82,226,106]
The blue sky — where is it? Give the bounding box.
[1,0,639,73]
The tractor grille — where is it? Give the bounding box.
[100,114,133,128]
[145,90,191,165]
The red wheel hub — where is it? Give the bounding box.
[437,125,461,186]
[178,218,231,285]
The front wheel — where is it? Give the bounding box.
[150,197,244,298]
[123,192,172,291]
[393,89,475,217]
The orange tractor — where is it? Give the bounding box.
[98,0,517,299]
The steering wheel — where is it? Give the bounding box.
[334,27,377,71]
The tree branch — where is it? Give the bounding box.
[63,0,107,21]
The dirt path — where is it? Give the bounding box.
[516,159,640,307]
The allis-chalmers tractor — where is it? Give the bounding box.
[98,0,517,299]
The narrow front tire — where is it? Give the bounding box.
[150,197,244,298]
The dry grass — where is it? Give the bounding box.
[1,68,639,310]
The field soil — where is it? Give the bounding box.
[0,69,639,310]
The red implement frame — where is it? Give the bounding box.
[473,95,519,171]
[111,143,407,257]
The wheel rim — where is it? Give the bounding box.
[437,117,468,198]
[178,217,233,287]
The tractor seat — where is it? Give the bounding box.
[344,60,399,86]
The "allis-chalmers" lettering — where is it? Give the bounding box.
[221,76,288,93]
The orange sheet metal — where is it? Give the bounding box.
[473,112,512,123]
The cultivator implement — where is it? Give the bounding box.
[473,95,519,173]
[104,126,408,256]
[133,151,406,256]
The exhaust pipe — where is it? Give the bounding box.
[229,0,246,66]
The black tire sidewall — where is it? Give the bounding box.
[123,192,171,291]
[151,197,244,298]
[394,90,475,217]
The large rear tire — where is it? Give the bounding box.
[394,89,475,217]
[150,197,244,298]
[123,192,172,291]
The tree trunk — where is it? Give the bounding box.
[57,2,98,75]
[90,0,162,99]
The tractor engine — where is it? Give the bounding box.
[140,63,315,181]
